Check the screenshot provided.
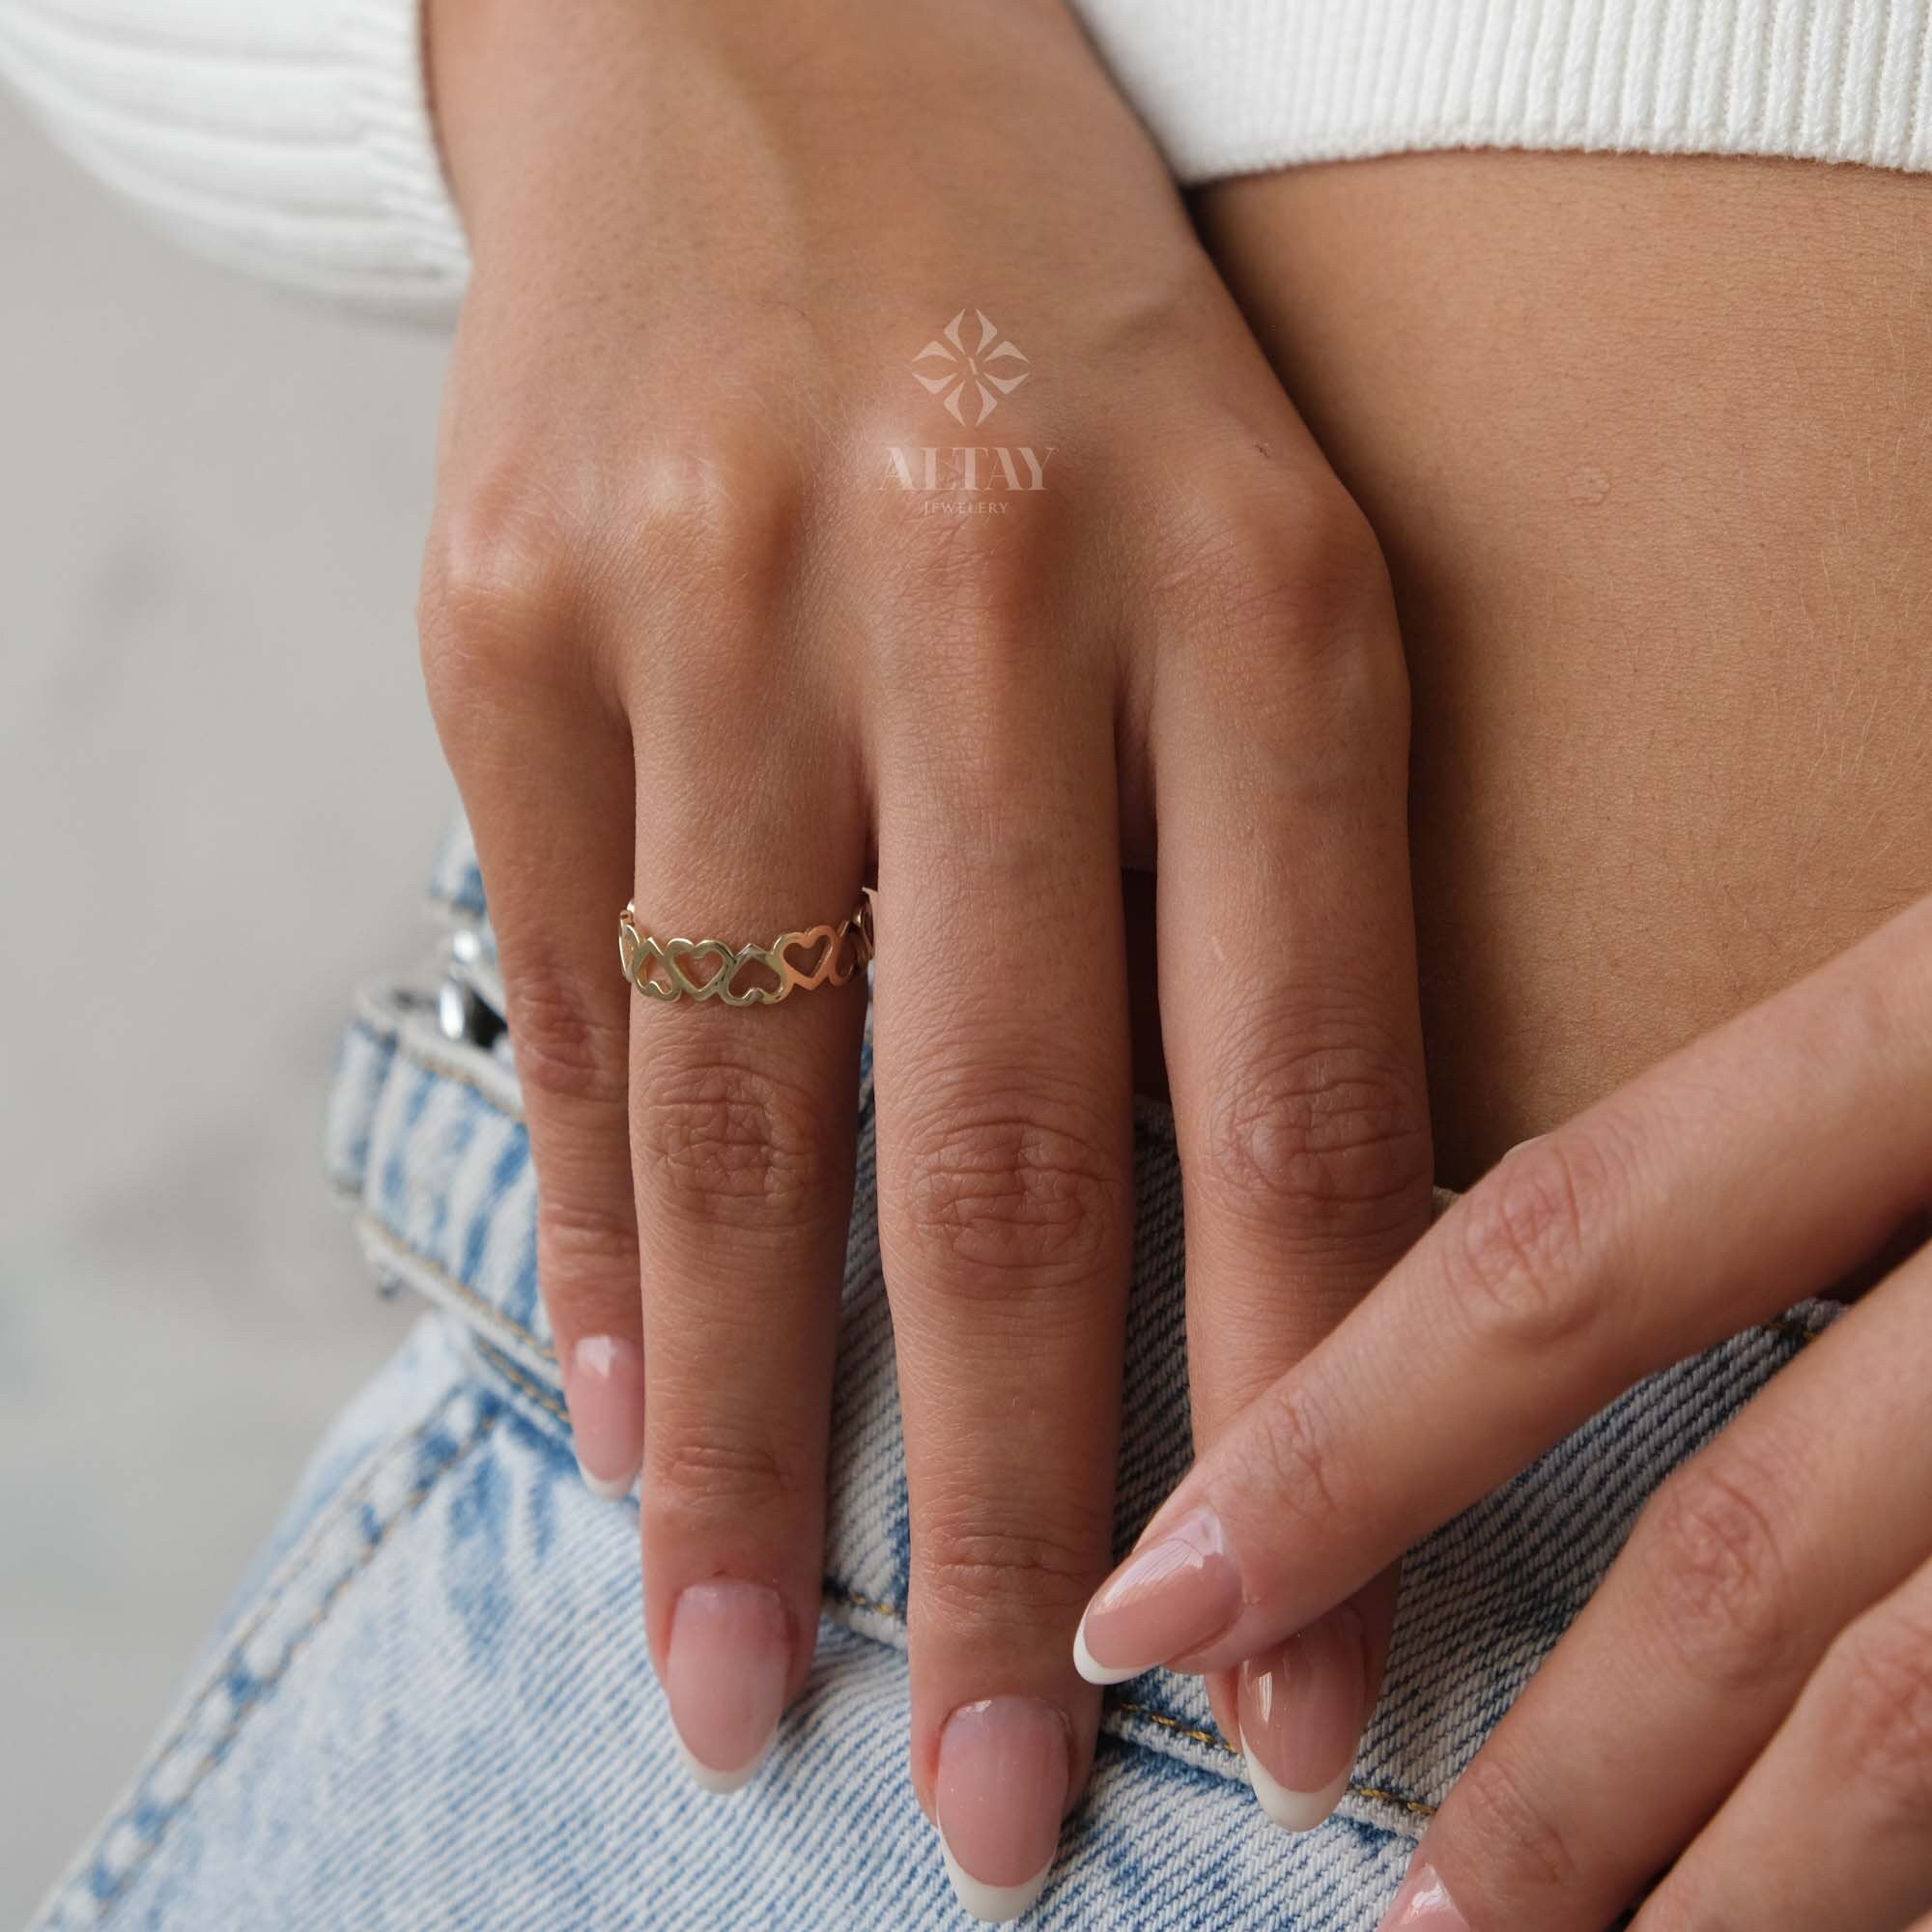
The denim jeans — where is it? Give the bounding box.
[31,821,1835,1931]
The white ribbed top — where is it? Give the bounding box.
[0,0,466,317]
[3,0,1930,317]
[1082,0,1932,180]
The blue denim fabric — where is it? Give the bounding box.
[32,822,1838,1932]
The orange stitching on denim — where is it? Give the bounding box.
[473,1339,568,1424]
[402,1038,524,1120]
[1347,1783,1437,1821]
[830,1584,903,1619]
[355,1211,558,1369]
[1110,1698,1235,1755]
[81,1407,502,1917]
[345,1013,526,1125]
[1109,1701,1437,1817]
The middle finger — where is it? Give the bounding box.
[874,633,1132,1922]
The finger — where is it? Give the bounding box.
[1381,1233,1932,1929]
[418,540,646,1500]
[1634,1544,1932,1932]
[627,673,868,1795]
[1097,487,1431,1835]
[1075,894,1932,1675]
[873,640,1132,1921]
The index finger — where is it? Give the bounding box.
[1112,480,1431,1825]
[1073,894,1932,1677]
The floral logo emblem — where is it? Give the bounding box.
[912,309,1031,425]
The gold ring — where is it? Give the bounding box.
[618,893,874,1006]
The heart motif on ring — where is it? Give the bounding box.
[664,936,740,999]
[780,925,840,988]
[724,946,785,1005]
[626,934,682,1000]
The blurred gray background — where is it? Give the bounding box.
[1,91,457,1918]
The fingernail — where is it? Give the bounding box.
[935,1696,1068,1922]
[665,1580,791,1794]
[1072,1506,1241,1684]
[1378,1860,1468,1929]
[562,1334,645,1500]
[1238,1604,1367,1832]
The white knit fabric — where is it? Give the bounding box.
[3,0,1930,316]
[1081,0,1932,180]
[0,0,466,317]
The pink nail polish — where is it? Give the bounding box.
[935,1696,1069,1922]
[665,1581,791,1793]
[562,1334,645,1500]
[1238,1604,1368,1832]
[1072,1506,1241,1684]
[1378,1861,1468,1929]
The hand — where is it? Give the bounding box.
[1073,896,1932,1929]
[419,0,1431,1908]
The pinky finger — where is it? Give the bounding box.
[1635,1550,1932,1932]
[419,556,646,1502]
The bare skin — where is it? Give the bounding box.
[1200,151,1932,1183]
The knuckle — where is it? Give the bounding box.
[648,1421,794,1516]
[918,1510,1105,1633]
[506,963,630,1109]
[1445,1747,1583,1904]
[893,1090,1128,1293]
[632,1054,844,1236]
[1821,1604,1932,1822]
[537,1193,639,1278]
[1641,1449,1803,1690]
[1244,1378,1349,1532]
[1439,1128,1620,1353]
[889,542,1053,686]
[1191,998,1432,1241]
[418,481,579,705]
[1159,475,1404,711]
[535,1195,640,1338]
[628,442,801,605]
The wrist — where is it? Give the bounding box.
[424,0,1144,249]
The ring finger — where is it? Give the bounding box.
[627,672,870,1794]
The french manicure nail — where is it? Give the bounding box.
[935,1696,1069,1922]
[563,1334,645,1500]
[1238,1605,1367,1833]
[665,1580,791,1793]
[1072,1506,1241,1685]
[1378,1860,1468,1929]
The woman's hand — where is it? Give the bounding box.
[419,0,1430,1908]
[1074,896,1932,1929]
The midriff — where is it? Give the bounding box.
[1199,151,1932,1184]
